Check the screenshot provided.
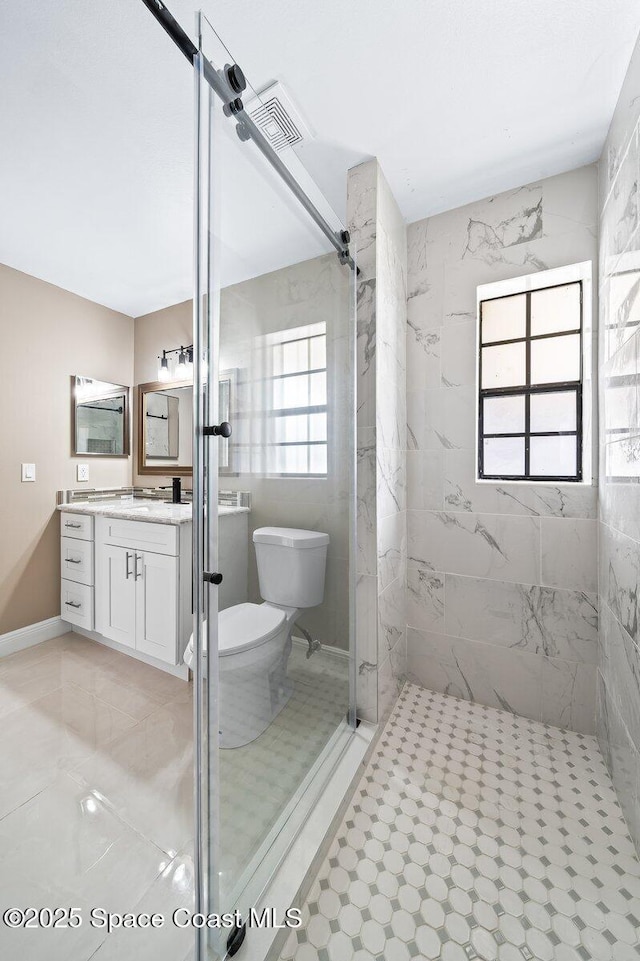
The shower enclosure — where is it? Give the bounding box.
[190,11,358,959]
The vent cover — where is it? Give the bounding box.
[246,81,312,152]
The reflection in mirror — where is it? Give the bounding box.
[145,392,180,459]
[137,374,235,475]
[138,382,192,475]
[72,375,129,456]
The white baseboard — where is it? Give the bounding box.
[291,635,350,661]
[0,616,71,659]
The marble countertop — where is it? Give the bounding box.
[57,500,250,526]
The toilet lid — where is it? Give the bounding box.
[218,603,286,656]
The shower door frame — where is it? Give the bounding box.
[190,9,358,960]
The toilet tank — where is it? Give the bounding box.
[253,527,329,609]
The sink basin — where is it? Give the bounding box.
[124,502,192,518]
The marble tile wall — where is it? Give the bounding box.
[597,30,640,854]
[405,165,600,734]
[348,160,408,723]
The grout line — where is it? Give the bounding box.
[404,566,598,596]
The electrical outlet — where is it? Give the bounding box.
[77,464,89,482]
[21,463,36,482]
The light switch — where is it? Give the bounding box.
[77,464,89,482]
[21,463,36,482]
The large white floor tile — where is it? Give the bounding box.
[85,845,195,961]
[0,773,166,961]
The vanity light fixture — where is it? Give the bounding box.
[157,345,193,382]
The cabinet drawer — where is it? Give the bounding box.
[96,516,178,556]
[61,580,94,630]
[60,511,94,541]
[61,536,94,585]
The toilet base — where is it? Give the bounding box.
[218,626,295,749]
[219,678,293,749]
[270,677,294,717]
[184,608,300,749]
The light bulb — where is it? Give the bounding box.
[158,354,170,381]
[177,350,189,379]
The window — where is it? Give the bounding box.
[478,281,583,481]
[266,322,327,476]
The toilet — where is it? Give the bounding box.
[184,526,329,748]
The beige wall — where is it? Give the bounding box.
[0,263,134,634]
[133,299,192,489]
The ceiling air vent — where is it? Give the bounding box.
[245,81,312,152]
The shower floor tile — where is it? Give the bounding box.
[281,683,640,961]
[219,643,350,894]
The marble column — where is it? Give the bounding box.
[347,160,408,723]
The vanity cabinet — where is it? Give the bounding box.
[59,503,246,672]
[96,543,178,662]
[97,544,137,649]
[95,516,190,668]
[60,511,95,630]
[60,510,191,672]
[135,550,178,661]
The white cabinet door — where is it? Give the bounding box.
[95,545,136,649]
[135,550,178,663]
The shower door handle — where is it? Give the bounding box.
[203,572,223,585]
[203,422,232,438]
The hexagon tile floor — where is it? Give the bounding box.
[280,683,640,961]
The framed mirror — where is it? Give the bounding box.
[72,375,130,457]
[137,380,193,476]
[137,371,236,476]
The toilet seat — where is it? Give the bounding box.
[218,603,286,656]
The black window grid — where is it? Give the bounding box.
[478,281,583,482]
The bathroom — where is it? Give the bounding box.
[1,1,640,960]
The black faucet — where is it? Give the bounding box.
[172,477,182,504]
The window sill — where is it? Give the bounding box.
[475,477,595,487]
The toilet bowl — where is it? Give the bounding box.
[184,603,296,748]
[184,526,329,748]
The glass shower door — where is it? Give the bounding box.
[194,13,357,960]
[192,18,220,959]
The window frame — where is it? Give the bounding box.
[477,278,585,483]
[265,322,328,478]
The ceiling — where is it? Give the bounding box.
[1,0,639,316]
